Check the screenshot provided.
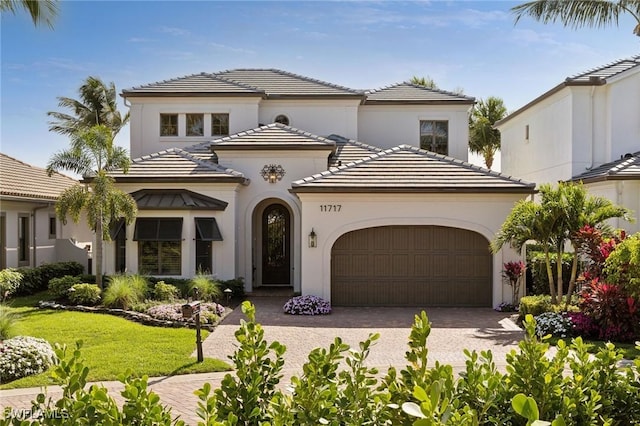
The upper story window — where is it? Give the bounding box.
[420,120,448,155]
[274,114,289,126]
[49,215,56,239]
[160,114,178,136]
[186,114,204,136]
[212,113,229,136]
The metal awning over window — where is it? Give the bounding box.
[109,218,125,240]
[133,218,183,241]
[195,218,223,241]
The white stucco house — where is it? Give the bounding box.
[102,69,535,307]
[0,153,92,271]
[496,55,640,233]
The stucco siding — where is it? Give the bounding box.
[357,105,470,161]
[585,180,640,234]
[295,192,526,308]
[608,74,640,161]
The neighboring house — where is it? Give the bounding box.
[496,55,640,233]
[0,153,92,271]
[105,69,535,307]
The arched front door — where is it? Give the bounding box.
[261,203,291,285]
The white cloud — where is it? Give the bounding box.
[158,26,191,37]
[208,42,255,55]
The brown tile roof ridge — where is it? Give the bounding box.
[571,150,640,182]
[326,134,384,153]
[365,81,475,101]
[211,123,336,146]
[214,68,363,94]
[130,147,246,177]
[293,144,534,186]
[123,72,263,93]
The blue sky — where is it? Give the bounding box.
[2,1,639,173]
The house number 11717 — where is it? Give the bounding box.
[320,204,342,212]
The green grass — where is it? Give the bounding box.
[548,336,640,359]
[1,292,231,389]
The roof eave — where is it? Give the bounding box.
[121,92,264,99]
[363,99,475,105]
[211,145,335,151]
[265,94,365,100]
[495,79,607,127]
[0,194,58,202]
[290,186,536,194]
[571,174,640,184]
[110,176,250,185]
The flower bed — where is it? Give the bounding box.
[283,295,331,315]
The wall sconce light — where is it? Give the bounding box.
[308,228,317,248]
[260,164,286,183]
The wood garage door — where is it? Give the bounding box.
[331,225,492,307]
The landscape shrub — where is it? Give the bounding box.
[103,275,148,310]
[534,312,572,338]
[0,268,23,301]
[147,277,191,296]
[604,233,640,295]
[48,275,82,300]
[567,311,599,339]
[518,294,552,319]
[580,278,639,342]
[187,273,221,302]
[15,266,43,295]
[68,283,101,306]
[39,261,84,286]
[283,295,331,315]
[219,277,245,298]
[152,281,180,301]
[4,306,640,425]
[0,304,20,340]
[0,336,57,382]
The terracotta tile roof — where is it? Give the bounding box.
[291,145,535,193]
[567,55,640,83]
[0,153,78,201]
[107,148,248,183]
[326,134,383,167]
[214,68,363,97]
[365,83,474,104]
[210,123,336,151]
[122,73,262,97]
[571,151,640,183]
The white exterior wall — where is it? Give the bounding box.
[358,105,471,161]
[607,73,640,161]
[257,99,360,140]
[126,97,261,158]
[499,91,573,183]
[217,149,334,293]
[1,200,90,269]
[295,192,526,308]
[585,181,640,234]
[103,182,240,280]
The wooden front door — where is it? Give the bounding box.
[261,204,290,285]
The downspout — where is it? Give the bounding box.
[32,203,53,267]
[586,84,596,170]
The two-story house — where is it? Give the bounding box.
[496,55,640,233]
[105,69,534,307]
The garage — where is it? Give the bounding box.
[331,225,492,307]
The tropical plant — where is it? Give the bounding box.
[503,260,526,305]
[512,0,640,37]
[410,75,438,89]
[469,96,507,169]
[604,232,640,295]
[103,274,147,310]
[152,281,180,302]
[580,278,639,341]
[188,272,221,302]
[46,125,137,289]
[0,0,58,28]
[47,76,130,137]
[492,182,630,305]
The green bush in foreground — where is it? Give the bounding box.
[2,304,640,425]
[68,283,101,306]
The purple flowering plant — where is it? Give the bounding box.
[283,295,331,315]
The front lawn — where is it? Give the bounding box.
[1,292,230,389]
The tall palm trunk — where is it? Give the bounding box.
[95,215,103,289]
[544,248,557,304]
[565,254,579,309]
[556,251,564,304]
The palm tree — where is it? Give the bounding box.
[512,0,640,36]
[491,182,630,305]
[469,97,507,170]
[0,0,58,28]
[47,125,137,289]
[410,76,438,89]
[48,76,130,138]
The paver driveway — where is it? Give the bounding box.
[0,296,523,425]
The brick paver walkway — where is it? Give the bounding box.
[0,297,522,425]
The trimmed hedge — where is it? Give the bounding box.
[16,261,84,296]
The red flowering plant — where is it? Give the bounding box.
[502,260,526,306]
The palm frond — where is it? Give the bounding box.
[0,0,58,28]
[46,150,92,176]
[56,185,89,225]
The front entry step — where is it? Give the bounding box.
[248,286,295,297]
